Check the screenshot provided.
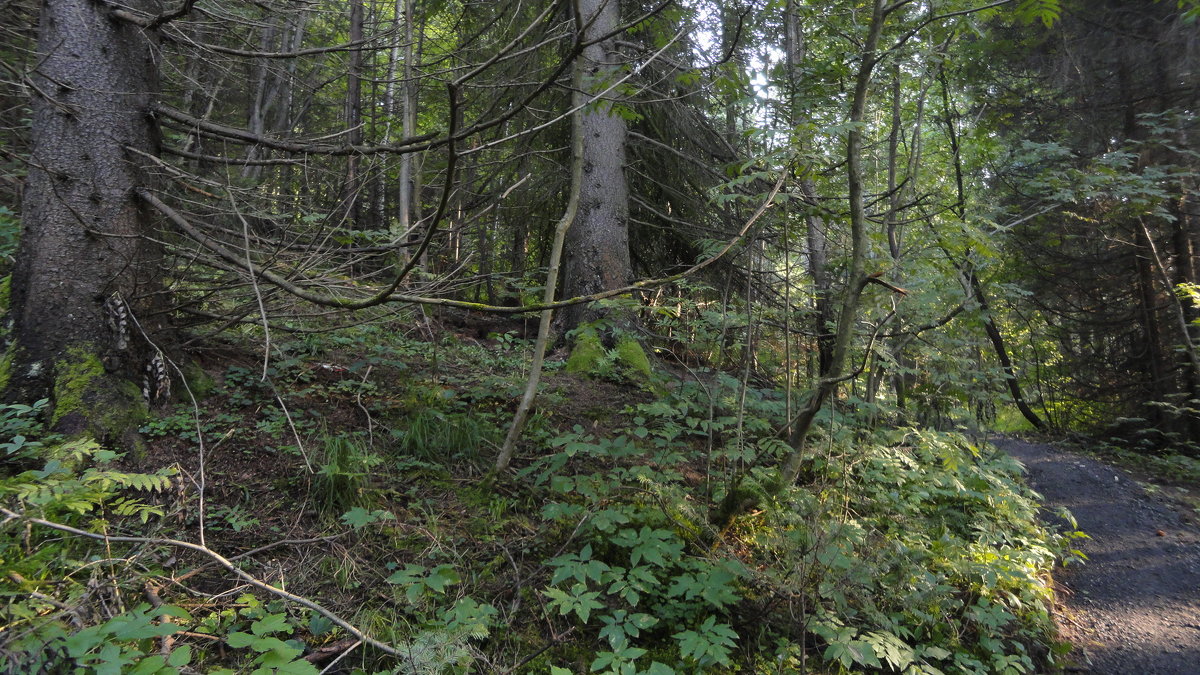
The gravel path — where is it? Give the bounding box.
[993,437,1200,674]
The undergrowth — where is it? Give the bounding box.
[0,324,1074,674]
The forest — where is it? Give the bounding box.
[0,0,1197,672]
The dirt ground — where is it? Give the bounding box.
[994,437,1200,674]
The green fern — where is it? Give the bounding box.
[2,438,175,520]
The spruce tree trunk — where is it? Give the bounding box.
[8,0,161,440]
[559,0,632,335]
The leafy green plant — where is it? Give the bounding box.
[311,432,380,517]
[140,405,243,444]
[386,563,462,604]
[224,612,319,674]
[208,503,261,532]
[0,397,48,464]
[392,407,495,464]
[4,602,192,674]
[0,432,188,673]
[381,564,499,674]
[0,205,21,262]
[526,392,1064,675]
[4,442,174,521]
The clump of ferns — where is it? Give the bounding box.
[311,432,382,519]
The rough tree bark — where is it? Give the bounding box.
[341,0,366,228]
[6,0,163,440]
[558,0,633,336]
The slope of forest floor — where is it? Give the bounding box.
[2,320,1075,674]
[995,437,1200,674]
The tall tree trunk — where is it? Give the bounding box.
[8,0,162,440]
[395,0,418,252]
[773,0,887,492]
[559,0,632,335]
[341,0,366,229]
[783,4,832,377]
[1135,225,1167,410]
[241,17,280,182]
[1170,191,1199,407]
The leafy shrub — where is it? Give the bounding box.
[0,397,48,465]
[522,383,1067,674]
[1,427,184,672]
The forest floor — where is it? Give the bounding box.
[994,437,1200,674]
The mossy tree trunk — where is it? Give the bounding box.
[7,0,162,441]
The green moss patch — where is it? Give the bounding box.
[0,275,11,314]
[565,327,606,375]
[0,341,16,394]
[565,327,661,393]
[181,360,216,399]
[51,345,148,443]
[614,334,653,382]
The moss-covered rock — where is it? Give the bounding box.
[181,360,216,399]
[565,327,664,394]
[565,327,606,375]
[614,334,652,382]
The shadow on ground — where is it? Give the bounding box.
[995,437,1200,674]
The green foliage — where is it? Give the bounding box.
[311,432,381,517]
[566,326,607,375]
[0,274,10,314]
[0,397,48,464]
[381,563,498,673]
[386,563,462,604]
[0,205,20,264]
[523,378,1065,673]
[0,424,187,672]
[140,403,242,444]
[392,406,495,464]
[4,602,192,674]
[182,594,323,674]
[750,429,1071,674]
[673,616,737,669]
[1014,0,1061,27]
[224,611,319,674]
[3,442,174,522]
[340,506,396,529]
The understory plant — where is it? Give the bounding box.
[523,379,1072,674]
